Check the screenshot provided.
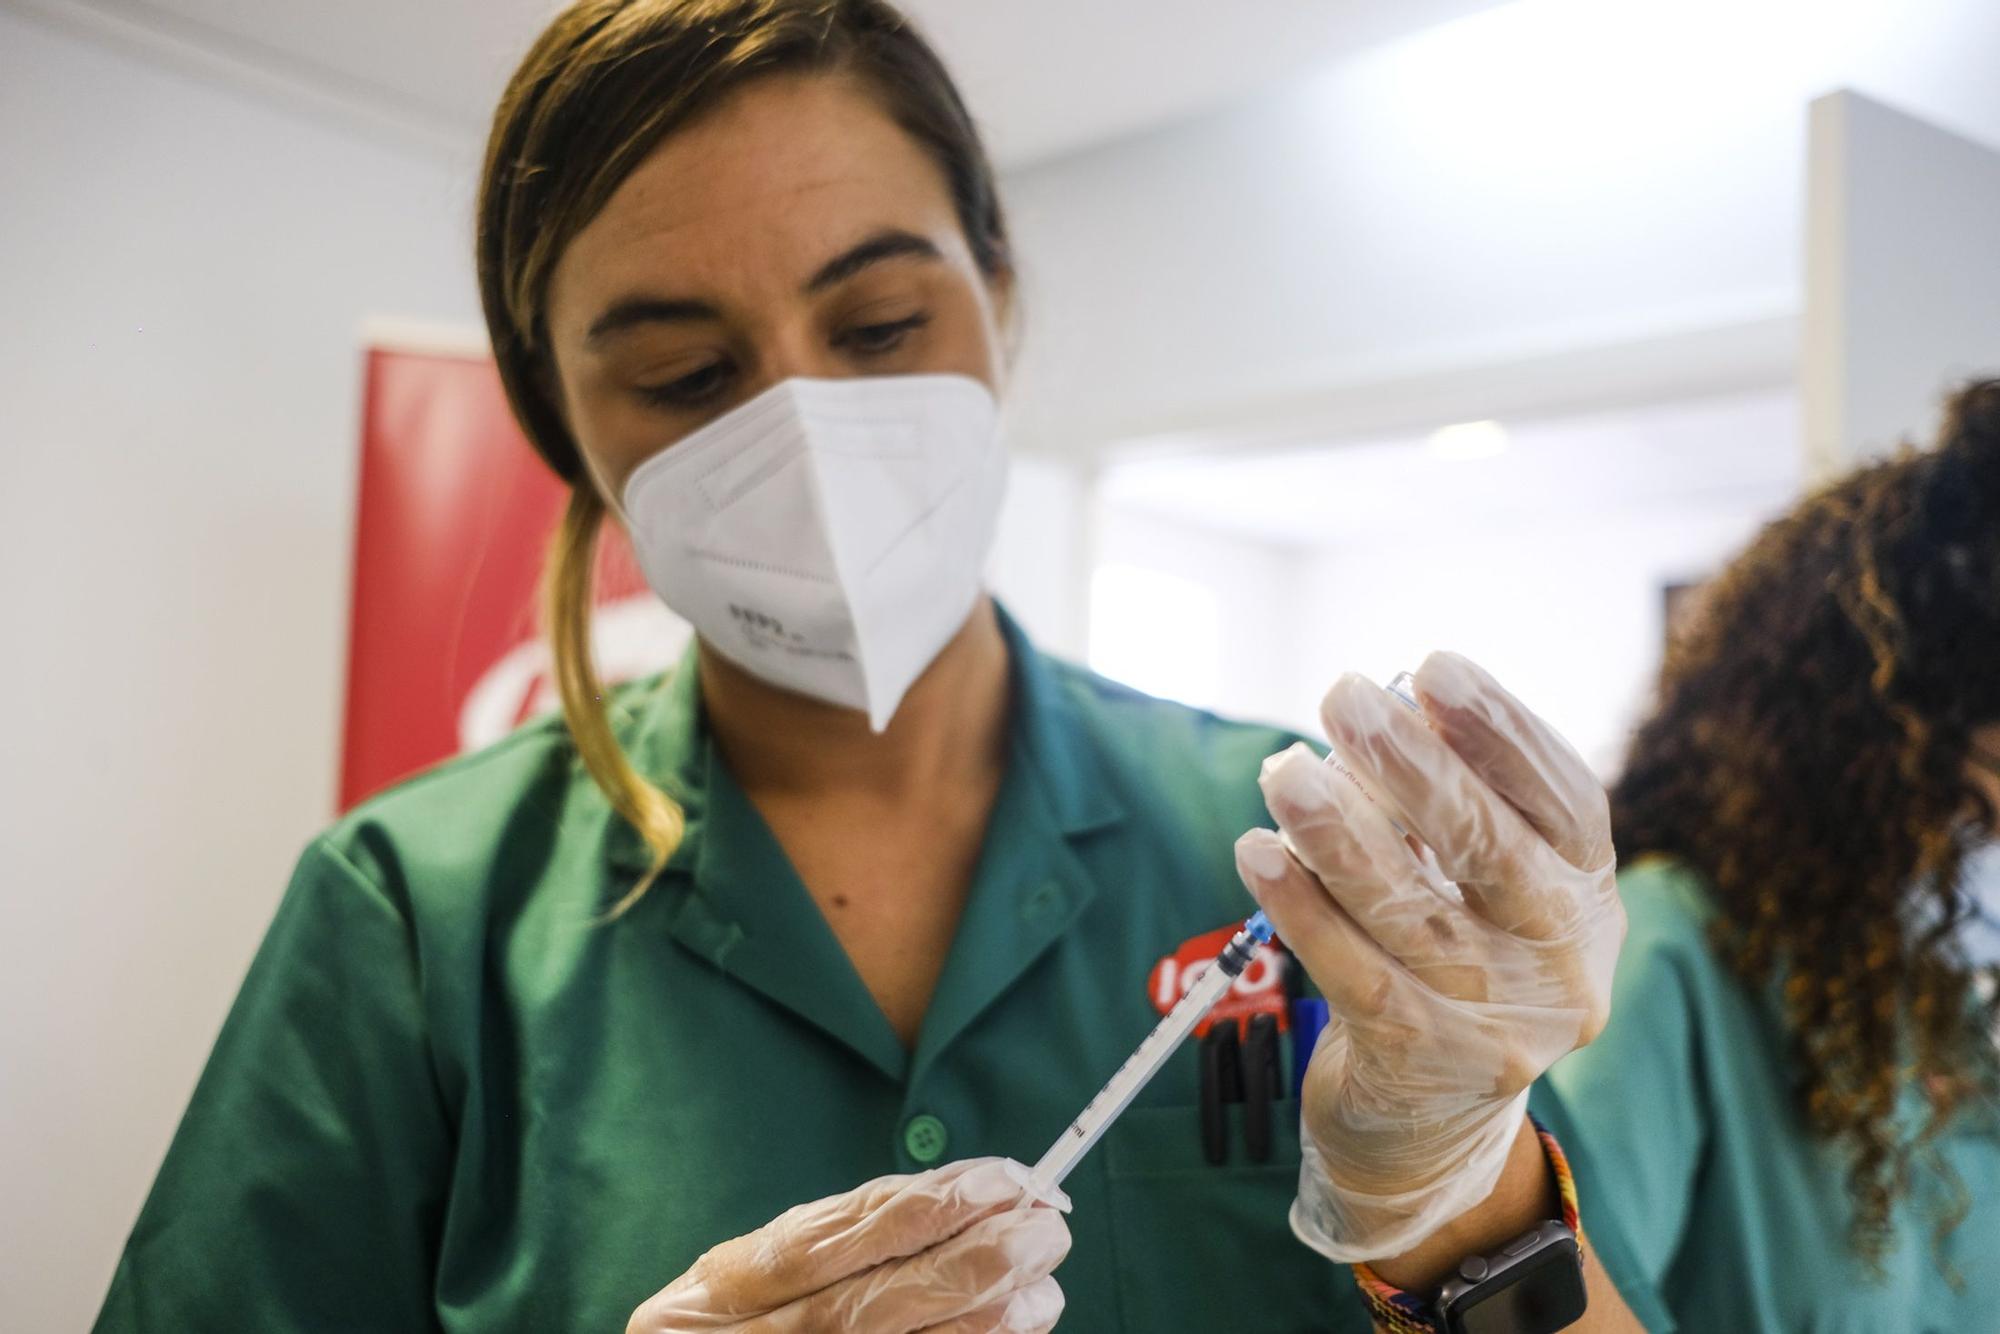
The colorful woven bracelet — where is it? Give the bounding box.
[1349,1115,1582,1333]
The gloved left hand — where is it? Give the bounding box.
[1234,652,1625,1263]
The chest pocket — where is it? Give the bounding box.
[1100,1101,1354,1333]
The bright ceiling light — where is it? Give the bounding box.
[1427,420,1510,462]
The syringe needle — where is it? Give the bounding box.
[1027,911,1274,1196]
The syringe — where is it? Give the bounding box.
[1025,672,1427,1199]
[1027,910,1276,1198]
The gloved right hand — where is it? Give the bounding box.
[626,1157,1071,1333]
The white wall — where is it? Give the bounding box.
[1000,0,2000,458]
[989,454,1091,660]
[1084,485,1774,769]
[1089,506,1306,728]
[0,12,481,1328]
[1804,91,2000,476]
[1091,391,1804,772]
[1293,502,1782,776]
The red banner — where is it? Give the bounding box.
[340,343,686,811]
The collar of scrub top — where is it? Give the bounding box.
[602,600,1128,1083]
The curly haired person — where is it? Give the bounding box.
[1544,380,2000,1331]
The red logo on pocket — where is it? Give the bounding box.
[1147,924,1290,1038]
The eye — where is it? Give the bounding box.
[836,313,930,357]
[636,358,736,409]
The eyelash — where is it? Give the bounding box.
[634,314,931,410]
[637,361,730,409]
[835,312,930,355]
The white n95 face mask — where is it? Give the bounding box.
[619,373,1008,732]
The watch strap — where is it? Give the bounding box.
[1349,1115,1581,1333]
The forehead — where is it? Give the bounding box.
[549,72,966,318]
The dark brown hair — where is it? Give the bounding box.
[473,0,1010,909]
[1613,380,2000,1265]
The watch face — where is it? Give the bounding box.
[1453,1245,1588,1334]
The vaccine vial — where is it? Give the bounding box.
[1314,669,1427,836]
[1385,670,1422,715]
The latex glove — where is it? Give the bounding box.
[627,1158,1070,1333]
[1234,652,1623,1263]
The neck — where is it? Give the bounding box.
[700,599,1013,800]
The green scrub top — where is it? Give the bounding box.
[1541,859,2000,1333]
[94,609,1654,1332]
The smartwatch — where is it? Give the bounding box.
[1429,1218,1587,1334]
[1350,1117,1590,1334]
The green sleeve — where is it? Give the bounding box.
[93,838,452,1333]
[1539,863,1718,1320]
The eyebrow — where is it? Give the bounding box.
[584,229,943,345]
[585,296,720,344]
[803,229,942,293]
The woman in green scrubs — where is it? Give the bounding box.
[95,2,1655,1329]
[1544,382,2000,1331]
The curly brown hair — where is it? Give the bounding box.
[1611,379,2000,1268]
